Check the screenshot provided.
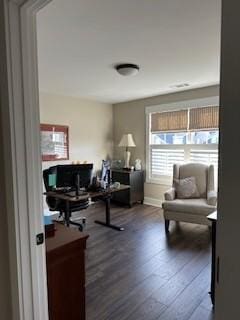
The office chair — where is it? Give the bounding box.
[43,168,89,231]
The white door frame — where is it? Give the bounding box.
[1,0,52,319]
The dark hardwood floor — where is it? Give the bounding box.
[71,202,213,320]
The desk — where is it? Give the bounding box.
[45,184,130,231]
[46,223,88,320]
[207,211,217,306]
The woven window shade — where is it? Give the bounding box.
[151,110,188,132]
[189,106,219,130]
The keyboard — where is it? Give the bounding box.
[54,188,71,194]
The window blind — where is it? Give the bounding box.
[151,147,184,176]
[189,106,219,131]
[151,110,188,133]
[148,105,219,183]
[190,149,218,167]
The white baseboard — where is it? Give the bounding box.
[144,197,163,208]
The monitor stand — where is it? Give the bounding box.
[75,173,80,197]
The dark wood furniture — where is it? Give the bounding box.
[44,215,55,237]
[45,184,130,231]
[46,223,89,320]
[207,211,217,306]
[111,170,144,207]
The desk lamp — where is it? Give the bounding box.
[118,133,136,169]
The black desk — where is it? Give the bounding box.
[45,184,130,231]
[207,211,217,306]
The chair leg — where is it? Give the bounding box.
[165,219,170,233]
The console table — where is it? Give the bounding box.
[46,223,89,320]
[111,170,144,207]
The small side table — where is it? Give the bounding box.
[207,211,217,306]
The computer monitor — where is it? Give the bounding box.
[52,164,93,189]
[101,160,111,185]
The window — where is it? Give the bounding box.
[147,105,219,184]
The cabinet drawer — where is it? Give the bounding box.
[112,171,130,184]
[111,170,144,206]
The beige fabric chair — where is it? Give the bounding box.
[162,163,217,232]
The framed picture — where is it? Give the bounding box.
[40,124,69,161]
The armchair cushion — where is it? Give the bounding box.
[174,176,200,199]
[164,187,176,201]
[207,190,217,206]
[178,163,208,197]
[162,198,216,216]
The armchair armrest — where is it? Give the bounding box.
[207,190,217,206]
[164,187,176,201]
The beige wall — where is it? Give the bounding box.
[113,85,219,203]
[40,92,113,173]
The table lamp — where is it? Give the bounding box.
[118,133,136,168]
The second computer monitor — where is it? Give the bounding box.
[55,164,93,189]
[101,160,111,185]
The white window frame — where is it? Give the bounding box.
[146,96,219,185]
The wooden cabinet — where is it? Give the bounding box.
[111,170,144,207]
[46,223,89,320]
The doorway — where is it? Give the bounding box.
[2,0,238,319]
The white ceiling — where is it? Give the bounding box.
[37,0,221,104]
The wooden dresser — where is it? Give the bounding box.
[45,223,89,320]
[111,169,144,207]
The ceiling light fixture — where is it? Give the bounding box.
[115,63,140,76]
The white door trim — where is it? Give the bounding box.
[1,0,52,319]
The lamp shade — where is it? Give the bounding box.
[118,134,136,147]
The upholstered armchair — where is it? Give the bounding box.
[162,163,217,232]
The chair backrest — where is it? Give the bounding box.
[43,168,89,212]
[43,167,56,192]
[173,163,213,198]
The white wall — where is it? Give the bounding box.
[40,92,113,173]
[113,85,219,205]
[40,92,113,210]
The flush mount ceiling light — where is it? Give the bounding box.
[115,63,140,76]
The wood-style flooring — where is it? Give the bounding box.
[72,202,213,320]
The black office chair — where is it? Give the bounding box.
[43,168,88,231]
